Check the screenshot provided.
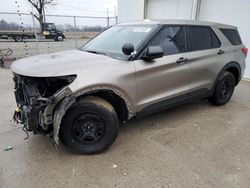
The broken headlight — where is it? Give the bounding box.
[37,75,76,98]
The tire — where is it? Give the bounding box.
[0,59,4,68]
[14,36,23,42]
[208,71,236,106]
[55,35,64,41]
[59,96,119,154]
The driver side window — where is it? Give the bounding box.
[148,26,187,55]
[46,24,55,31]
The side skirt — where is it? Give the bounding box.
[137,89,210,118]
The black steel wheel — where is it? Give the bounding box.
[72,114,106,144]
[209,71,236,106]
[59,97,119,155]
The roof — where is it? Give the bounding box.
[118,19,237,29]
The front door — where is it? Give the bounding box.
[134,25,193,112]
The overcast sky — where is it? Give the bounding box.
[0,0,118,27]
[1,0,117,16]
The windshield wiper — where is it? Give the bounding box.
[84,50,107,56]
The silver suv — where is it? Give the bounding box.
[11,20,248,154]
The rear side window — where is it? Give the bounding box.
[188,26,221,51]
[148,26,187,55]
[220,28,242,45]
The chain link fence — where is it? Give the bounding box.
[0,12,117,60]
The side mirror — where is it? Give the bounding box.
[122,43,134,55]
[142,46,164,61]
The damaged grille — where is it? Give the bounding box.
[14,74,41,106]
[13,74,76,134]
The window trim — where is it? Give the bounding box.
[131,25,163,61]
[186,25,221,52]
[209,28,221,48]
[135,24,189,60]
[219,28,242,45]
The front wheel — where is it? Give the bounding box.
[59,97,119,154]
[54,35,64,41]
[208,71,236,106]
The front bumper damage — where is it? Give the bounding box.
[13,74,76,143]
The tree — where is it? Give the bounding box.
[0,19,20,30]
[26,0,56,31]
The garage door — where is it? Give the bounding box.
[147,0,193,19]
[199,0,250,79]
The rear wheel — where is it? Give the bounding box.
[59,97,119,154]
[14,36,23,42]
[208,71,236,106]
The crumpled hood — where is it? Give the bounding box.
[11,50,116,77]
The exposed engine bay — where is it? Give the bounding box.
[13,74,76,137]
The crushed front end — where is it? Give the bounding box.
[13,74,76,136]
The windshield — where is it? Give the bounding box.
[81,25,157,60]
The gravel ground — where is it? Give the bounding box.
[0,39,89,59]
[1,68,250,188]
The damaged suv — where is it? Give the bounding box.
[11,20,247,154]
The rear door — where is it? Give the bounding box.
[184,26,224,92]
[134,25,193,111]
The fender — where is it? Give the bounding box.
[211,62,241,95]
[74,85,135,118]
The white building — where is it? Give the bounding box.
[118,0,250,79]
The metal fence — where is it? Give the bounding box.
[0,12,118,60]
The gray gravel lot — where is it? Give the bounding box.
[1,68,250,188]
[0,39,89,59]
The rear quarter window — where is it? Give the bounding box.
[220,28,242,45]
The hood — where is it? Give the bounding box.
[57,29,64,33]
[11,50,118,77]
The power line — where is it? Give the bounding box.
[0,12,114,19]
[58,3,115,15]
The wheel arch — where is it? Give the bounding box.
[74,87,135,122]
[51,86,134,145]
[211,61,241,94]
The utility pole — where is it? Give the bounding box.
[144,0,148,19]
[114,6,118,24]
[43,5,46,23]
[107,8,109,28]
[31,8,39,54]
[73,16,77,49]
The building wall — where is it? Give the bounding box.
[117,0,145,23]
[147,0,193,19]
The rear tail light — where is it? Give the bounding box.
[242,47,248,57]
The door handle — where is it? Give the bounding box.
[217,49,225,55]
[176,57,188,64]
